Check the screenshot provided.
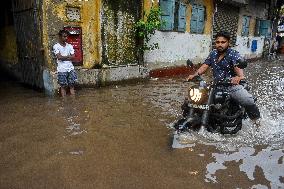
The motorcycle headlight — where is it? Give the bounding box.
[189,88,202,102]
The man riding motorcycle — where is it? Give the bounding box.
[186,31,261,124]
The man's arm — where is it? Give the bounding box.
[187,64,209,81]
[231,66,245,85]
[56,53,75,61]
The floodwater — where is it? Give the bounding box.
[0,59,283,189]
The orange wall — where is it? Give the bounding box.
[43,0,101,69]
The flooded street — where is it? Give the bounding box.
[0,59,284,189]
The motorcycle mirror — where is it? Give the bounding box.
[236,59,247,69]
[186,59,193,67]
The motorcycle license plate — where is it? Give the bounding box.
[188,104,209,110]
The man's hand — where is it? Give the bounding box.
[186,64,209,81]
[65,55,74,61]
[233,66,245,85]
[231,76,242,85]
[187,74,196,81]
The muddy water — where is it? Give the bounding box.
[0,59,283,189]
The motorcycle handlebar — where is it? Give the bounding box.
[183,75,246,86]
[214,79,247,86]
[214,79,232,85]
[184,76,246,86]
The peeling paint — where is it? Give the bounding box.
[80,0,101,68]
[44,0,101,69]
[44,0,138,68]
[234,36,264,59]
[101,0,140,65]
[144,31,211,69]
[42,0,52,69]
[203,0,213,35]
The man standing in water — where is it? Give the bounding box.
[187,31,261,124]
[53,29,77,97]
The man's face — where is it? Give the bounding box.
[60,34,68,43]
[215,36,229,53]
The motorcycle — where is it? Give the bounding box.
[174,60,253,135]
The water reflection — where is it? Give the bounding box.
[55,97,89,137]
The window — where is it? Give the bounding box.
[190,4,205,34]
[160,0,187,32]
[255,19,271,37]
[66,7,81,22]
[241,16,250,36]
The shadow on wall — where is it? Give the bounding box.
[0,60,20,82]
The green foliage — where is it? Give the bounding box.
[135,7,164,51]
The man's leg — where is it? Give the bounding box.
[60,87,67,97]
[67,70,77,96]
[69,86,75,95]
[228,85,260,120]
[58,72,68,97]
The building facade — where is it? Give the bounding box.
[144,0,274,70]
[0,0,277,92]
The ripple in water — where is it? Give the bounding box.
[144,61,284,150]
[141,60,284,188]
